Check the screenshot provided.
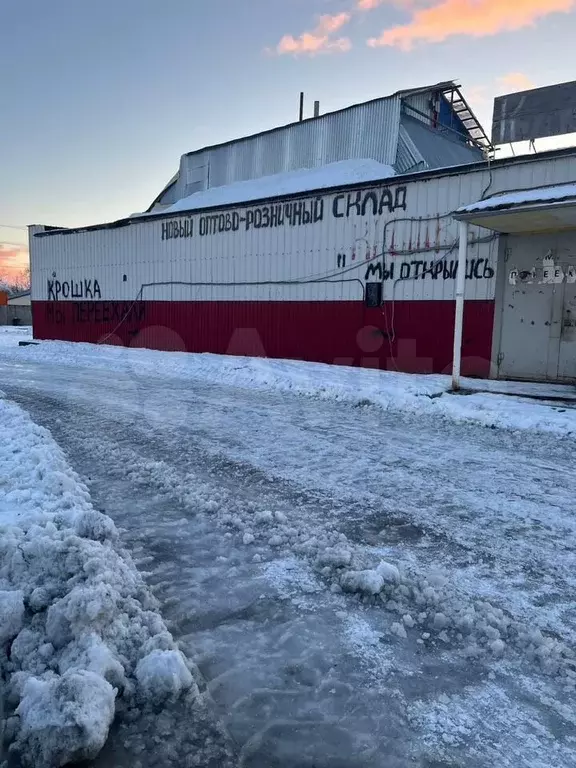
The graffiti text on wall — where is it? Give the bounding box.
[364,258,495,282]
[44,302,146,325]
[332,188,407,219]
[509,260,576,285]
[74,302,146,324]
[48,278,101,301]
[161,185,408,241]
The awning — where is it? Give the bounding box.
[454,182,576,233]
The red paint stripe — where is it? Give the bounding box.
[32,300,495,376]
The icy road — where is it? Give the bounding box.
[2,340,576,767]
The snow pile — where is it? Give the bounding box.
[0,336,447,410]
[135,649,194,700]
[333,556,576,682]
[457,182,576,214]
[157,160,396,216]
[15,671,115,767]
[203,479,576,682]
[340,561,400,596]
[3,335,576,437]
[0,590,24,644]
[0,397,197,767]
[205,480,575,676]
[439,391,576,435]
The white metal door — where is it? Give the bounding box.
[498,233,576,382]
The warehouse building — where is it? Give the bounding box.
[29,80,576,382]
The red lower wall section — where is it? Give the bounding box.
[32,300,495,376]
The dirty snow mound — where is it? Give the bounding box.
[136,649,194,701]
[0,397,196,766]
[16,670,115,766]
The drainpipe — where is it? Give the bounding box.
[452,220,469,391]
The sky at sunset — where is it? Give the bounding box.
[2,0,576,272]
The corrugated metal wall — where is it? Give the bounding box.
[31,152,576,312]
[400,116,483,170]
[395,124,426,174]
[31,170,496,308]
[402,92,435,124]
[178,98,403,199]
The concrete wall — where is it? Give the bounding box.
[0,305,32,326]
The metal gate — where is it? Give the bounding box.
[498,233,576,382]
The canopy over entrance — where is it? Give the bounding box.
[454,182,576,233]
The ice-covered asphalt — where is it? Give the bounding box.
[2,356,576,768]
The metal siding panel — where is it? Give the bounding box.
[32,298,493,376]
[33,159,508,376]
[400,115,484,170]
[181,98,402,194]
[395,125,426,173]
[403,93,434,123]
[487,155,576,198]
[31,163,512,354]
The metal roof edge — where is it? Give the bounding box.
[455,199,576,221]
[454,181,576,219]
[145,172,179,213]
[181,81,457,159]
[34,144,576,238]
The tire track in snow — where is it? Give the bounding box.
[4,374,576,768]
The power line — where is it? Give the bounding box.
[0,224,27,230]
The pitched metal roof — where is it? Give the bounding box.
[400,115,484,171]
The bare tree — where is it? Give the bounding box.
[0,266,30,295]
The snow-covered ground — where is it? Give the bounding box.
[1,328,576,766]
[0,327,32,349]
[1,328,575,437]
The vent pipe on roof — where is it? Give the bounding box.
[299,92,305,121]
[313,100,320,118]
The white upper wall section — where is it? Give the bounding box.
[29,149,576,308]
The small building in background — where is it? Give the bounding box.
[7,291,31,306]
[0,291,32,326]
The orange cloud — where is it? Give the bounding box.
[368,0,576,49]
[317,13,352,33]
[497,72,536,93]
[276,13,352,55]
[357,0,416,9]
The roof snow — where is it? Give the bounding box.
[153,160,396,217]
[456,182,576,215]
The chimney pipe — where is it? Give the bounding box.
[313,100,320,118]
[299,92,305,122]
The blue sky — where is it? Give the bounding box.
[1,0,576,268]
